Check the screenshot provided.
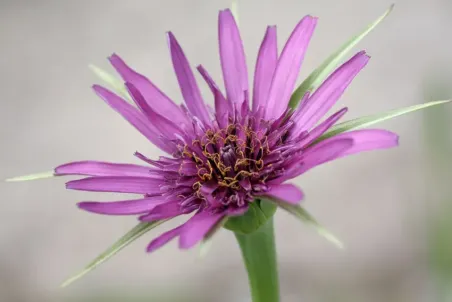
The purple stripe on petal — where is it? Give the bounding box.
[146,225,183,253]
[93,85,175,154]
[265,16,317,120]
[253,26,278,112]
[78,196,167,215]
[66,176,163,194]
[55,161,152,177]
[218,9,249,104]
[139,201,184,221]
[179,210,225,249]
[296,51,370,131]
[167,32,210,124]
[126,83,184,140]
[263,184,304,204]
[108,54,187,124]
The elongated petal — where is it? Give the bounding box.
[93,85,175,154]
[279,138,354,181]
[146,225,184,253]
[66,176,162,194]
[265,16,317,119]
[218,9,248,104]
[197,65,222,95]
[295,51,370,131]
[253,26,278,112]
[295,107,348,145]
[264,184,304,204]
[139,202,183,221]
[179,211,225,249]
[126,83,184,139]
[78,196,167,215]
[55,161,152,177]
[196,65,231,121]
[108,54,186,124]
[325,129,399,158]
[167,32,210,124]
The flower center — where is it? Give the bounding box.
[181,123,271,210]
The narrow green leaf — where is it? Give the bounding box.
[89,64,130,100]
[276,201,344,249]
[289,4,394,108]
[61,220,165,287]
[6,171,55,182]
[318,99,451,142]
[231,0,239,25]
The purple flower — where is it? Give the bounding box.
[54,9,398,252]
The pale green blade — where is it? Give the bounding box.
[318,99,451,142]
[89,64,130,100]
[61,220,165,287]
[198,217,228,258]
[289,4,394,108]
[276,201,344,249]
[6,171,54,182]
[231,0,239,25]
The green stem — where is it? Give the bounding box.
[235,217,279,302]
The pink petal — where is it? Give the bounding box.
[253,26,278,112]
[139,201,184,221]
[328,129,399,158]
[146,225,184,253]
[295,107,348,145]
[167,32,210,124]
[265,16,317,120]
[179,211,225,249]
[108,54,187,124]
[218,9,249,104]
[93,85,175,154]
[78,196,167,215]
[296,51,370,131]
[66,176,163,194]
[55,161,153,177]
[279,138,354,181]
[264,184,304,204]
[197,65,222,96]
[126,83,184,140]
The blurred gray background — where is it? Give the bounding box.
[2,0,452,301]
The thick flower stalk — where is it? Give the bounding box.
[7,4,450,302]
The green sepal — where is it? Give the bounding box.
[289,4,394,109]
[265,197,344,249]
[6,171,55,182]
[89,64,131,100]
[224,199,277,235]
[317,99,451,143]
[61,220,165,287]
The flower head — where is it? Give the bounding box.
[53,9,398,252]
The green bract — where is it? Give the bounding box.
[224,199,277,234]
[289,4,394,109]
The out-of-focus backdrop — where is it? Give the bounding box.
[1,0,452,301]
